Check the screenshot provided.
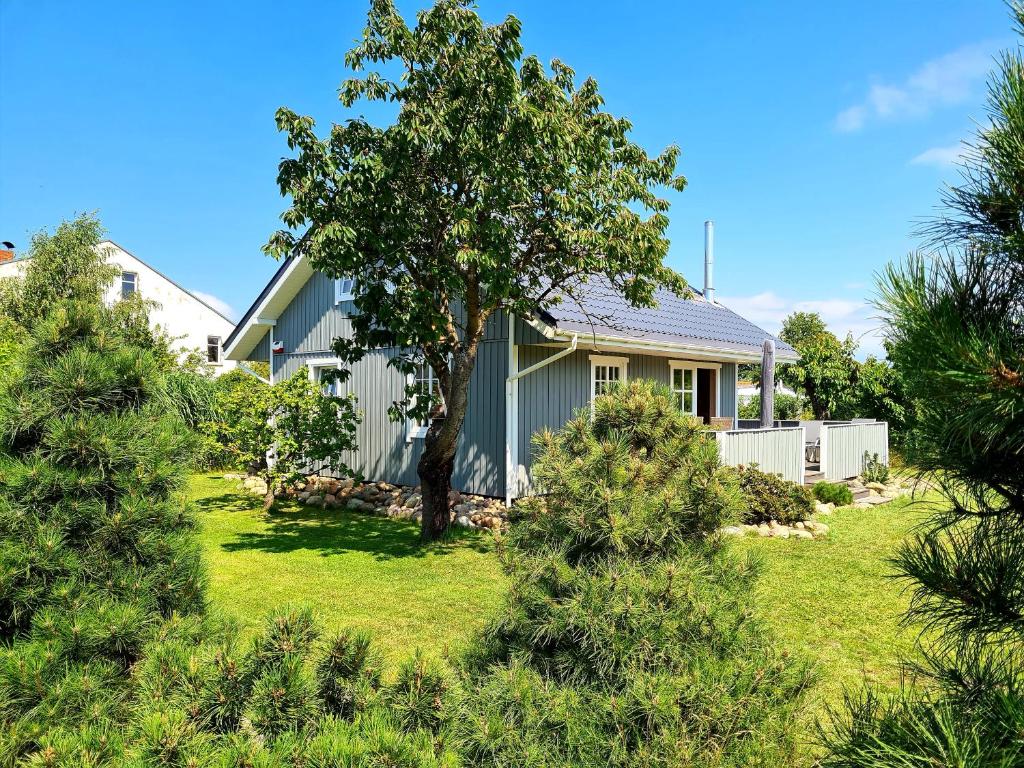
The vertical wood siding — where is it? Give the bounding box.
[267,274,507,497]
[715,427,805,483]
[821,422,889,481]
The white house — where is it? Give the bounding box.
[0,240,237,372]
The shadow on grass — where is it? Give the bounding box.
[195,480,492,561]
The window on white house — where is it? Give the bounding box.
[335,277,356,303]
[589,355,628,402]
[121,271,138,298]
[207,335,222,365]
[670,364,697,415]
[408,360,444,439]
[310,362,340,396]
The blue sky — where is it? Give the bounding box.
[0,1,1010,356]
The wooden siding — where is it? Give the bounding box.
[246,330,270,362]
[821,422,889,481]
[268,274,507,497]
[715,427,805,483]
[514,348,740,492]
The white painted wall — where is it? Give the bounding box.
[0,240,237,373]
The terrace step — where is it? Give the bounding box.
[803,471,824,484]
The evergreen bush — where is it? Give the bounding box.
[455,379,813,767]
[0,221,206,758]
[813,481,854,507]
[736,463,814,524]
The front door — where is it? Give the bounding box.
[697,368,713,424]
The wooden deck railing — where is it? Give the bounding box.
[820,422,889,481]
[714,426,806,484]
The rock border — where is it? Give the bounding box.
[225,473,508,531]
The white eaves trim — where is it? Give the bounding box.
[522,315,798,364]
[224,256,315,361]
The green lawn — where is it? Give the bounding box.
[189,473,506,663]
[190,472,931,709]
[736,495,931,712]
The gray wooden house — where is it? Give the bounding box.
[224,244,801,503]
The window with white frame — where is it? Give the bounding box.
[408,360,444,439]
[309,361,340,396]
[589,355,628,400]
[121,271,138,298]
[670,362,697,415]
[207,335,222,365]
[335,277,356,303]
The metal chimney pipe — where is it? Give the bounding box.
[703,220,715,303]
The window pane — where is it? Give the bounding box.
[121,272,137,298]
[207,336,221,364]
[673,368,683,389]
[683,392,693,412]
[609,366,620,382]
[683,369,693,389]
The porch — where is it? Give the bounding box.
[713,420,889,485]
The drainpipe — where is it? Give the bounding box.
[504,325,578,506]
[238,363,270,385]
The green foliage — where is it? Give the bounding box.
[736,464,814,524]
[813,481,854,507]
[779,311,860,420]
[455,379,813,766]
[316,629,384,720]
[200,366,361,503]
[0,225,205,758]
[823,5,1024,764]
[266,0,689,539]
[738,392,808,420]
[860,452,889,484]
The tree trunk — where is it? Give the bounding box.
[417,436,456,541]
[417,350,475,542]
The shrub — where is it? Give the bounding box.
[860,451,890,484]
[456,379,812,767]
[813,481,854,506]
[738,391,808,420]
[736,463,814,524]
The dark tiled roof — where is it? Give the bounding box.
[538,277,797,357]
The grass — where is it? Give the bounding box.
[736,494,933,713]
[189,472,506,664]
[189,472,932,710]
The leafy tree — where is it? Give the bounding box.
[455,380,813,766]
[0,224,205,757]
[853,350,916,445]
[823,5,1024,765]
[267,0,687,540]
[738,392,808,420]
[779,311,859,419]
[210,366,361,510]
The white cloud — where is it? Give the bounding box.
[191,290,236,321]
[835,41,997,132]
[910,143,964,166]
[718,291,886,359]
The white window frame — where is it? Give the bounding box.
[121,271,138,298]
[668,360,722,418]
[207,335,222,366]
[589,354,629,404]
[407,359,445,441]
[307,358,341,396]
[334,277,356,303]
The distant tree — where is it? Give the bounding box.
[738,392,807,420]
[823,5,1024,764]
[779,311,859,419]
[267,0,687,541]
[853,348,915,444]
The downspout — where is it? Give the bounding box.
[504,326,578,506]
[238,363,270,385]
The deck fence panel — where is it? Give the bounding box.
[715,427,805,484]
[821,422,889,481]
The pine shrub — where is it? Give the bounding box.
[0,225,205,757]
[813,481,854,507]
[736,463,814,524]
[456,380,813,767]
